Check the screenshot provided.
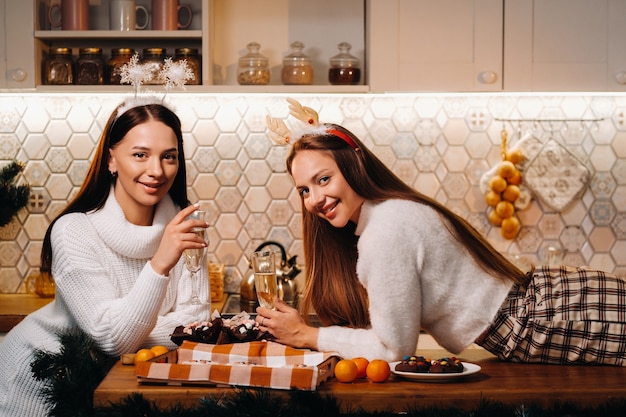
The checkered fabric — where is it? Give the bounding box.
[478,265,626,366]
[135,341,339,390]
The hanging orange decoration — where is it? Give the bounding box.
[485,128,524,239]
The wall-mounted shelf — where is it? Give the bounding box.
[34,30,203,39]
[31,0,366,91]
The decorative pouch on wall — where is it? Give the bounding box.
[523,139,591,212]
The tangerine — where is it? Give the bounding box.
[506,149,524,165]
[497,160,517,179]
[501,225,520,240]
[507,169,522,186]
[150,345,169,362]
[495,200,515,219]
[485,190,501,207]
[351,357,369,379]
[133,348,155,365]
[488,209,503,227]
[150,345,169,356]
[501,216,521,234]
[502,184,521,202]
[334,359,358,383]
[489,175,508,193]
[366,359,391,383]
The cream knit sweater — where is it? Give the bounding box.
[0,190,209,417]
[317,199,514,361]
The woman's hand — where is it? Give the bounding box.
[256,298,319,350]
[150,205,208,276]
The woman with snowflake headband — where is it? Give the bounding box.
[257,98,626,367]
[0,56,207,417]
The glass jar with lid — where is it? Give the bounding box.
[281,41,313,85]
[76,47,105,85]
[107,48,135,85]
[44,47,74,85]
[141,48,166,85]
[174,48,200,85]
[328,42,361,85]
[237,42,270,85]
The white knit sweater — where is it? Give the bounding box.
[317,199,514,361]
[0,190,210,417]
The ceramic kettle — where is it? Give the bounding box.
[240,241,301,311]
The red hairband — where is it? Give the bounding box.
[327,128,358,150]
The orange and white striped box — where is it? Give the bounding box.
[135,340,339,391]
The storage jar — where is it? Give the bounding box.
[44,47,74,85]
[76,47,104,85]
[237,42,270,85]
[107,48,135,85]
[281,41,313,85]
[142,48,166,85]
[174,48,200,85]
[328,42,361,85]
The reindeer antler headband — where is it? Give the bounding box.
[265,98,358,149]
[115,52,194,118]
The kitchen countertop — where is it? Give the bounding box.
[0,295,227,334]
[94,347,626,412]
[0,294,53,332]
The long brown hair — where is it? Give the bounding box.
[286,124,527,328]
[40,103,189,275]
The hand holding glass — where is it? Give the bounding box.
[251,250,278,309]
[181,210,209,306]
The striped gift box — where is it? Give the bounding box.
[135,340,339,391]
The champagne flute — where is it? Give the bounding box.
[181,210,209,306]
[250,250,278,309]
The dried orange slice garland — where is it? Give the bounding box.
[486,128,524,240]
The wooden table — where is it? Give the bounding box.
[94,347,626,412]
[0,294,53,332]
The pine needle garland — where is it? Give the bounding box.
[31,330,117,417]
[0,160,30,227]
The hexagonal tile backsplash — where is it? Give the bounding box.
[1,92,626,293]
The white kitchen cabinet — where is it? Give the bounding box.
[367,0,626,92]
[23,0,365,91]
[504,0,626,92]
[1,0,36,88]
[367,0,503,92]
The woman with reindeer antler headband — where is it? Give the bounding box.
[0,56,210,417]
[257,98,626,367]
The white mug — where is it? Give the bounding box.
[110,0,149,31]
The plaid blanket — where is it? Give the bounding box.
[479,265,626,366]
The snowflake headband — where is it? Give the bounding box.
[115,52,194,119]
[265,98,358,149]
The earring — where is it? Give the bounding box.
[110,170,117,178]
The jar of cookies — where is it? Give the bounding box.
[281,41,313,85]
[237,42,270,85]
